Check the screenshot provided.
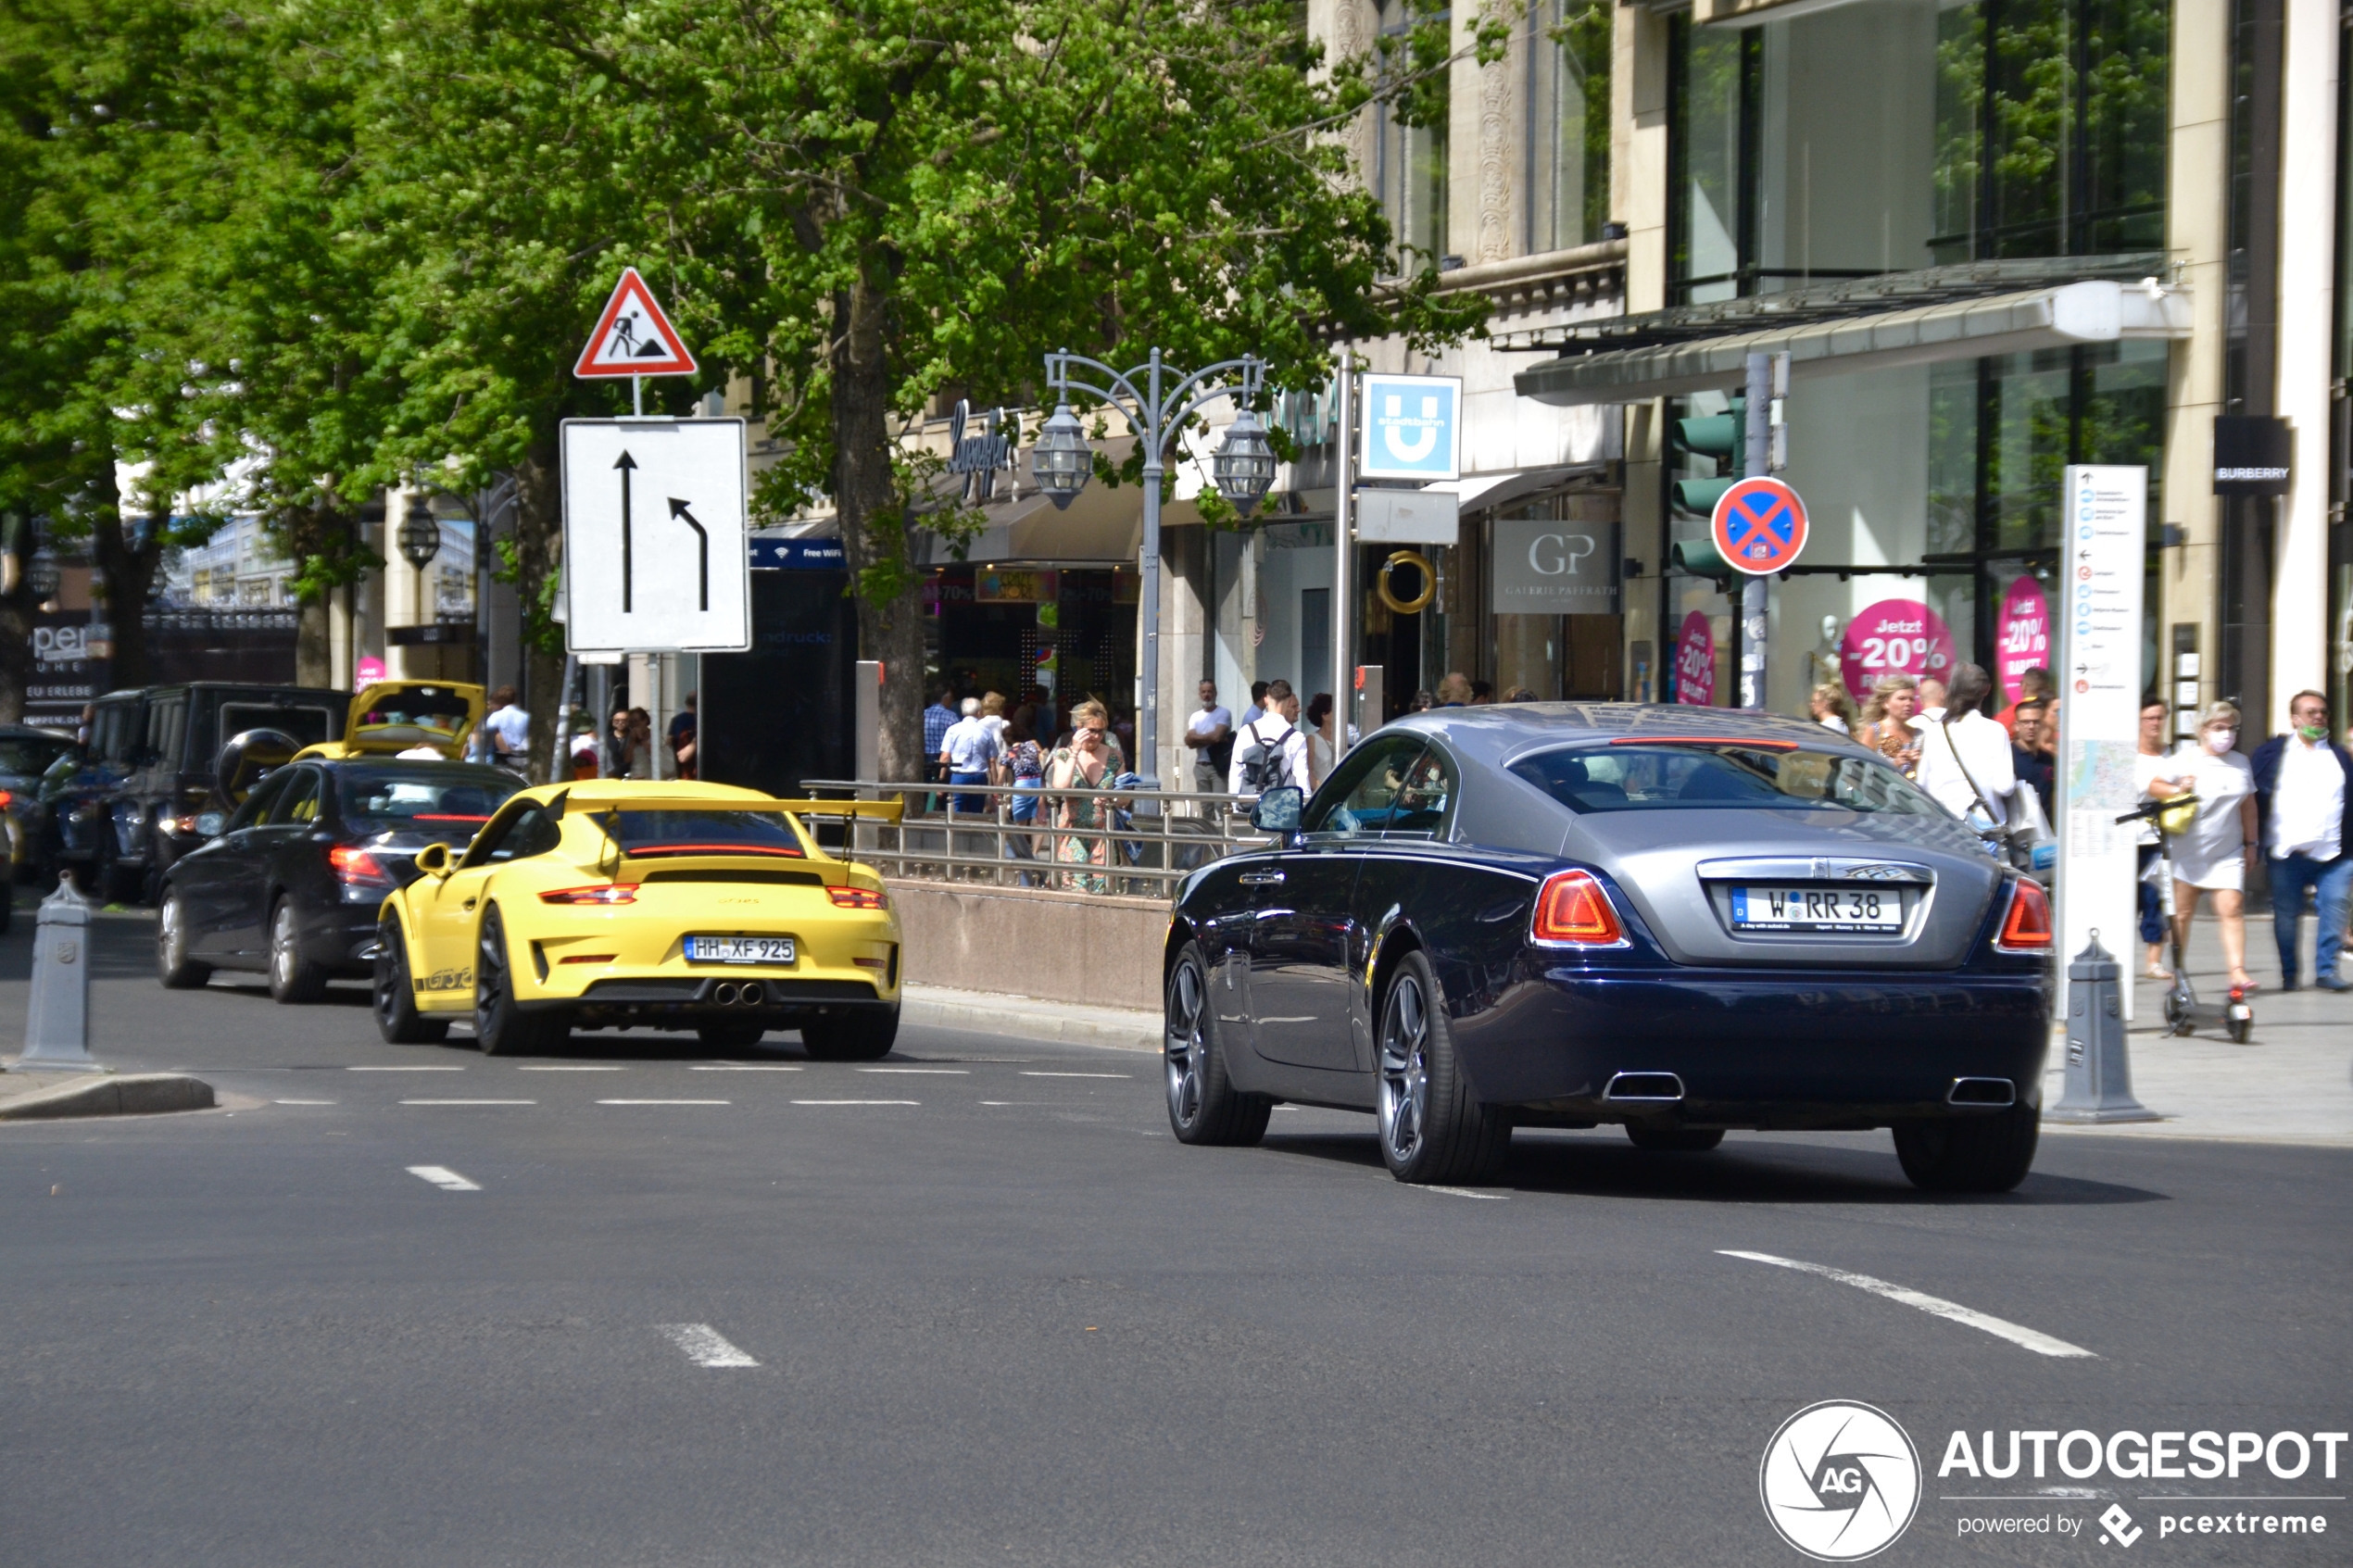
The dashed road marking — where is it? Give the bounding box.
[274,1098,337,1106]
[400,1098,536,1107]
[690,1064,802,1072]
[1718,1249,2097,1359]
[791,1099,918,1106]
[857,1067,967,1074]
[351,1065,465,1072]
[1427,1186,1508,1200]
[407,1165,481,1191]
[1019,1072,1132,1079]
[597,1098,730,1106]
[517,1065,626,1072]
[657,1323,759,1368]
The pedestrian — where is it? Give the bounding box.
[2133,696,2178,980]
[1237,680,1272,732]
[1228,678,1312,796]
[1915,676,1949,724]
[1808,682,1854,735]
[569,722,599,780]
[1001,707,1047,882]
[667,693,698,780]
[1410,689,1438,713]
[922,685,959,784]
[938,696,1002,815]
[1436,671,1473,708]
[1305,692,1336,786]
[977,691,1010,752]
[1502,686,1539,703]
[1044,697,1126,894]
[2001,667,2055,746]
[482,684,530,768]
[2008,698,2056,819]
[1855,674,1922,775]
[2149,701,2259,991]
[1914,664,2016,829]
[603,707,652,779]
[1182,680,1235,794]
[1470,680,1494,705]
[2250,689,2353,991]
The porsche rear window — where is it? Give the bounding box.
[1509,744,1941,815]
[340,769,520,826]
[610,809,806,858]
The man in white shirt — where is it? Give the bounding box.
[1228,679,1312,797]
[1182,681,1234,794]
[2251,690,2353,991]
[938,701,1002,816]
[481,686,530,768]
[1911,664,2016,825]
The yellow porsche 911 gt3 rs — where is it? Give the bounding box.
[371,780,904,1059]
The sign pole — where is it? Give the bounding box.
[1333,349,1355,753]
[1741,352,1770,710]
[632,375,643,418]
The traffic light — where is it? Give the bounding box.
[1670,536,1737,581]
[1671,396,1743,520]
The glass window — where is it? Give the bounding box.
[1386,746,1457,837]
[227,771,290,832]
[1510,743,1943,815]
[1302,734,1425,837]
[607,809,808,859]
[471,803,561,864]
[265,769,321,826]
[145,696,187,769]
[1375,0,1450,267]
[220,701,336,748]
[1671,17,1751,303]
[1529,0,1613,253]
[92,700,141,766]
[0,734,75,778]
[338,768,520,829]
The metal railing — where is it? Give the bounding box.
[795,778,1271,899]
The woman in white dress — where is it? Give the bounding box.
[2147,701,2259,991]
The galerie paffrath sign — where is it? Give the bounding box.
[1359,373,1462,481]
[1491,517,1619,614]
[2055,464,2146,1022]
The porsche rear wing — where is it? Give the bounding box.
[770,798,905,825]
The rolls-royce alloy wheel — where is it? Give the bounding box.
[1163,942,1269,1146]
[1377,949,1508,1185]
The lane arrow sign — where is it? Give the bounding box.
[614,451,636,611]
[667,498,711,611]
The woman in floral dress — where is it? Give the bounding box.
[1044,698,1126,895]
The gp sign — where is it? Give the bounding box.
[1491,516,1619,613]
[1359,373,1462,481]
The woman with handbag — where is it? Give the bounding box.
[1912,664,2017,833]
[2149,701,2259,991]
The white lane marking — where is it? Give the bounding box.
[517,1065,626,1072]
[857,1067,967,1074]
[1718,1250,2097,1359]
[399,1098,537,1107]
[1019,1072,1133,1079]
[407,1165,481,1191]
[791,1099,919,1106]
[275,1098,338,1106]
[1427,1186,1508,1200]
[690,1064,802,1072]
[350,1065,465,1072]
[657,1323,759,1368]
[597,1098,730,1106]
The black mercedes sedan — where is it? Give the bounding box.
[157,759,520,1002]
[1164,704,2053,1193]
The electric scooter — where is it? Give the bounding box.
[2113,794,2256,1043]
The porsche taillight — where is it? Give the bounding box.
[1530,870,1624,947]
[826,885,887,911]
[1994,877,2052,954]
[540,884,638,905]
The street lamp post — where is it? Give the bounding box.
[1028,348,1275,784]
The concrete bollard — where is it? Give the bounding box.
[2046,932,2157,1123]
[17,874,98,1073]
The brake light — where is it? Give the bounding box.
[329,845,390,884]
[1530,870,1623,946]
[1994,878,2052,953]
[0,789,12,809]
[826,885,888,910]
[540,884,639,905]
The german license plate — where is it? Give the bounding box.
[1730,886,1902,934]
[685,935,795,965]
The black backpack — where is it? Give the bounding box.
[1236,719,1294,793]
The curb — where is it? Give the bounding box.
[0,1072,218,1122]
[901,986,1159,1054]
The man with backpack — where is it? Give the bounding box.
[1227,678,1313,797]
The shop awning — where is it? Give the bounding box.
[1514,278,2193,408]
[1426,465,1607,514]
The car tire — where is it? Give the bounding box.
[474,906,557,1057]
[1892,1104,2039,1194]
[799,1005,899,1061]
[1163,942,1271,1146]
[1625,1124,1724,1152]
[373,917,447,1045]
[156,888,211,989]
[266,897,330,1004]
[698,1022,767,1050]
[1376,948,1509,1185]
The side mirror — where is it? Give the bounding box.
[1249,785,1304,834]
[193,811,226,839]
[413,843,453,877]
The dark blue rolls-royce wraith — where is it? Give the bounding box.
[1163,703,2053,1192]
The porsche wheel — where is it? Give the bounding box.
[373,916,447,1045]
[156,888,211,989]
[800,1006,899,1061]
[474,907,557,1057]
[267,897,330,1004]
[1164,942,1269,1146]
[1376,949,1509,1185]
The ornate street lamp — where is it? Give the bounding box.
[396,495,444,573]
[1024,347,1271,784]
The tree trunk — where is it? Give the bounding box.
[88,511,161,688]
[512,439,566,783]
[294,596,333,687]
[830,276,926,779]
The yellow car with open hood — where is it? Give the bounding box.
[371,780,904,1059]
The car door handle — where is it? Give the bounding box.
[1238,870,1286,886]
[461,897,477,910]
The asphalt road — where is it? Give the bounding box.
[3,909,2347,1567]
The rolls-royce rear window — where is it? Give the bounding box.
[1510,744,1940,815]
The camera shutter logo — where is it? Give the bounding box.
[1759,1400,1921,1561]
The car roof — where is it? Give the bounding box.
[1369,701,1858,771]
[506,780,780,809]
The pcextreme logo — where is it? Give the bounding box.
[1761,1400,1923,1561]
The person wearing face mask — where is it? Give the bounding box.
[2250,690,2353,991]
[2148,702,2259,991]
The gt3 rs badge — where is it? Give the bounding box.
[416,968,473,992]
